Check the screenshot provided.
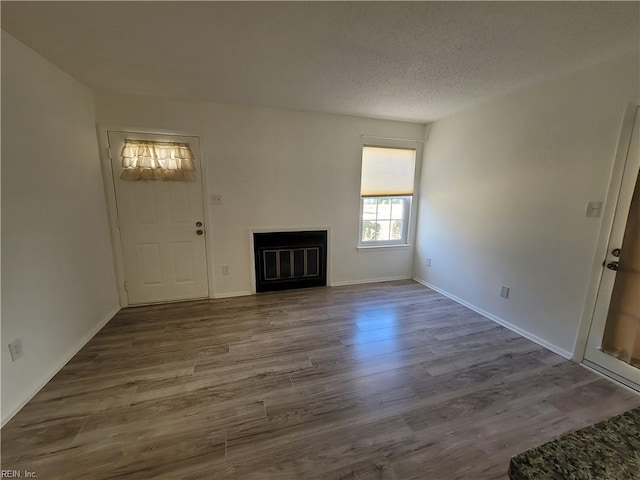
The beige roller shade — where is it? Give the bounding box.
[360,146,416,197]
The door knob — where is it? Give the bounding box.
[606,261,619,271]
[196,229,203,236]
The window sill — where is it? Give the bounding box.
[357,244,412,252]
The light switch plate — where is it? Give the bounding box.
[586,201,603,218]
[9,338,23,361]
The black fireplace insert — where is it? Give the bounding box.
[253,230,327,293]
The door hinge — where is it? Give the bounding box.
[105,147,112,160]
[123,281,128,292]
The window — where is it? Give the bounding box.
[120,139,196,181]
[361,196,410,242]
[359,146,416,246]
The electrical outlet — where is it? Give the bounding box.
[426,257,432,267]
[500,285,510,299]
[9,338,23,361]
[222,265,230,275]
[210,194,223,205]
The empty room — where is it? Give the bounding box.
[1,2,639,479]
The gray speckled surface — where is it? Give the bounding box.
[509,407,640,480]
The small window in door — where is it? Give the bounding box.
[120,140,196,181]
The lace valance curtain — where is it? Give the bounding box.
[120,140,196,181]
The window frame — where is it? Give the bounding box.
[357,141,421,250]
[358,195,412,247]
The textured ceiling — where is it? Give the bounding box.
[2,2,639,122]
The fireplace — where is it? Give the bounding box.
[253,230,327,293]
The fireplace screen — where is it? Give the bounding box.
[263,247,320,281]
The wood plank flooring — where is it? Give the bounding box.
[2,280,638,479]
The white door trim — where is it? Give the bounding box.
[574,102,639,362]
[96,125,213,306]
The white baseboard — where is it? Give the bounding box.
[212,291,253,299]
[1,304,121,427]
[330,276,411,287]
[213,277,412,297]
[413,277,573,360]
[212,277,411,297]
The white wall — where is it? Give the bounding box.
[95,94,425,297]
[414,52,640,357]
[1,32,120,423]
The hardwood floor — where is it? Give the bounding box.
[2,281,638,479]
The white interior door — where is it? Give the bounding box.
[108,131,209,305]
[583,108,640,390]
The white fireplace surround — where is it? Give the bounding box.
[249,226,332,294]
